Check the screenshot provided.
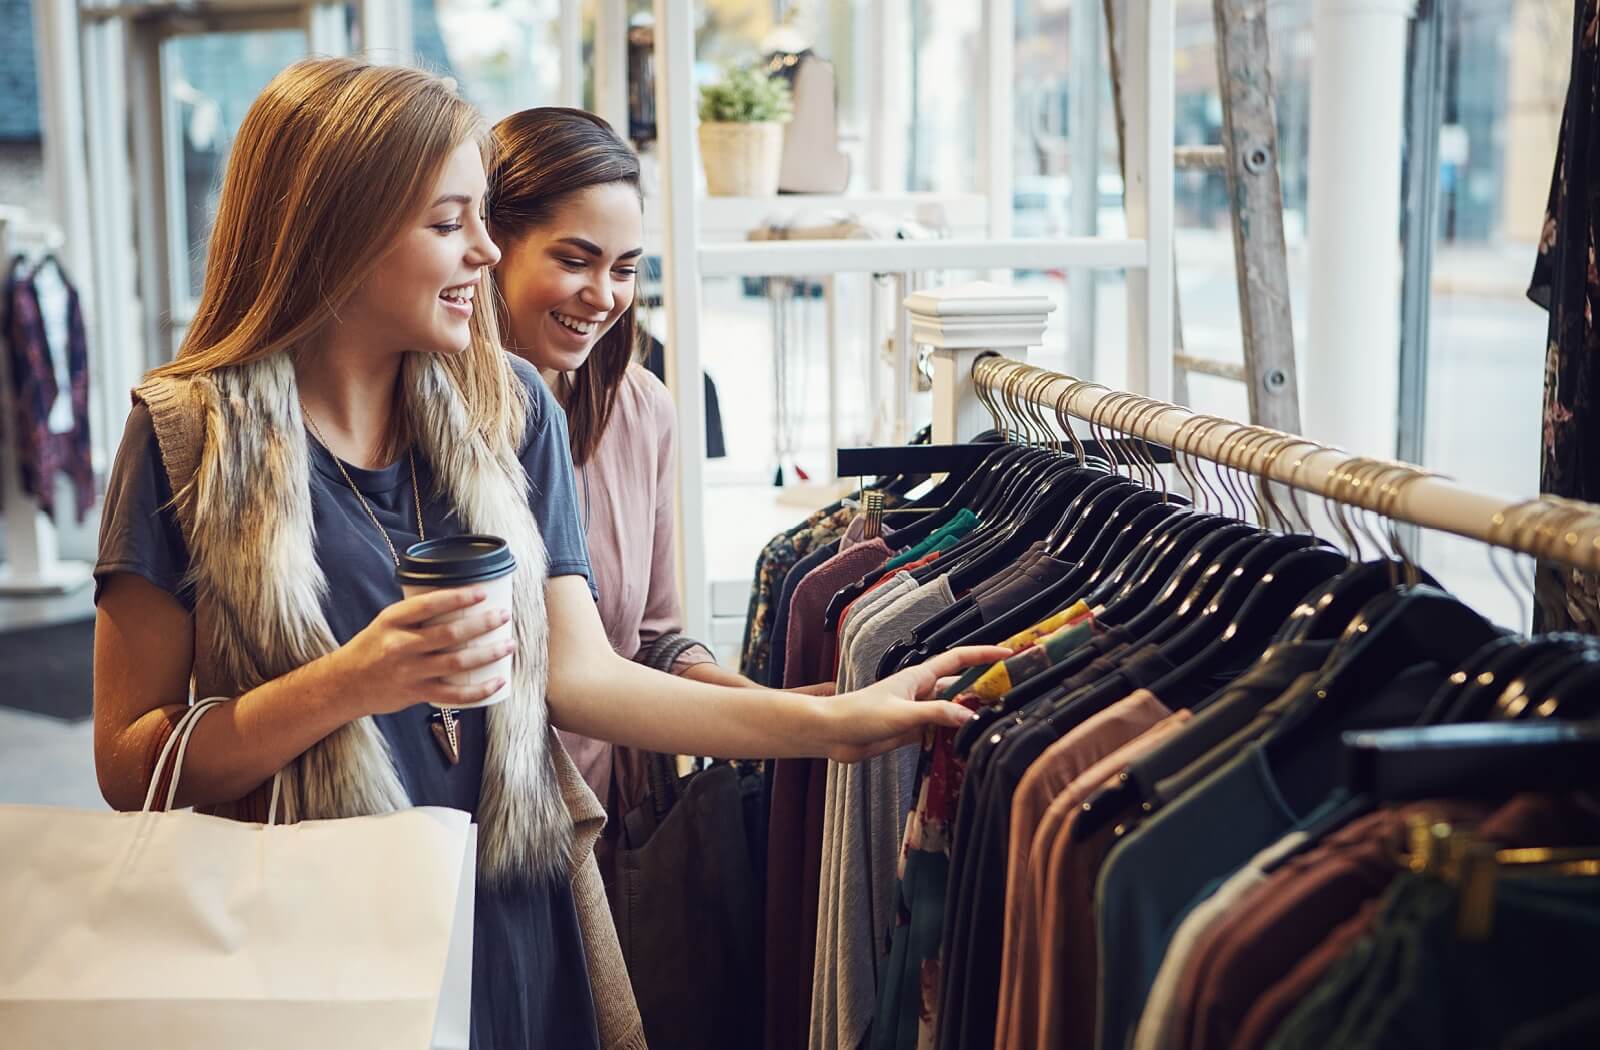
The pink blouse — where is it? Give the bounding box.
[555,363,713,803]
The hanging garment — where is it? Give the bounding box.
[872,606,1096,1050]
[755,433,1600,1050]
[767,505,913,1050]
[1265,869,1600,1050]
[641,332,726,459]
[612,753,765,1049]
[1531,0,1600,632]
[1002,708,1192,1050]
[740,501,860,684]
[3,254,94,521]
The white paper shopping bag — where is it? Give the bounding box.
[0,699,476,1050]
[431,822,476,1050]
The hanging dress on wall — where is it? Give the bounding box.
[1530,0,1600,632]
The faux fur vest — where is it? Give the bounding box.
[134,350,646,1049]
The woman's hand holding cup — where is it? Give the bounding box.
[328,535,520,717]
[330,587,515,716]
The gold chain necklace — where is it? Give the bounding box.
[301,403,461,765]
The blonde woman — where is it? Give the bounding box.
[91,58,995,1050]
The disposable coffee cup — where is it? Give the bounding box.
[397,536,517,708]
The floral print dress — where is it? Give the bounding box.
[1531,0,1600,632]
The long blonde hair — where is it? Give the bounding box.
[150,57,522,448]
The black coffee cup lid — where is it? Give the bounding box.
[396,536,516,587]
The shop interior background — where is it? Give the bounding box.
[0,0,1557,805]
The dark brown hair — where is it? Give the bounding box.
[489,107,642,465]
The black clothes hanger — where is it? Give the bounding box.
[896,486,1165,667]
[1248,588,1500,844]
[1529,648,1600,721]
[1063,499,1194,598]
[912,505,1207,670]
[1417,634,1525,725]
[1260,586,1502,773]
[1280,559,1442,643]
[942,447,1052,535]
[880,444,1030,551]
[1046,477,1150,560]
[1014,523,1269,702]
[817,445,1038,629]
[1076,505,1201,608]
[947,486,1165,601]
[1076,513,1237,622]
[1126,533,1313,657]
[985,526,1271,715]
[1146,544,1346,710]
[1493,641,1600,720]
[908,455,1099,587]
[908,486,1171,665]
[1442,633,1591,725]
[876,472,1130,654]
[1105,524,1266,638]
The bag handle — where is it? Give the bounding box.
[646,751,679,826]
[141,697,284,824]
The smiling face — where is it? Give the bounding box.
[338,139,501,357]
[494,181,643,381]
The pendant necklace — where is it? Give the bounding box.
[302,405,461,765]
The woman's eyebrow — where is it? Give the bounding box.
[431,193,475,207]
[553,237,645,261]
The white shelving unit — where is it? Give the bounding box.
[648,0,1175,641]
[643,191,989,244]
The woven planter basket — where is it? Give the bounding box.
[698,121,786,197]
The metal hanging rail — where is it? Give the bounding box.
[961,354,1600,574]
[903,281,1600,575]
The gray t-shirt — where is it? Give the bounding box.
[813,576,957,1050]
[94,354,601,1050]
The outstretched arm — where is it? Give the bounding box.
[543,575,1002,763]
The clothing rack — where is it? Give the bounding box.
[912,280,1600,575]
[0,209,92,594]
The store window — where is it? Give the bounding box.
[161,28,309,311]
[413,0,564,125]
[1128,0,1553,627]
[1410,0,1558,625]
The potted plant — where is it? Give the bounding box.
[698,66,794,197]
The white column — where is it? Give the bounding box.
[652,0,708,641]
[306,4,351,56]
[1121,0,1175,402]
[31,0,95,364]
[869,0,910,194]
[81,13,139,463]
[981,0,1015,243]
[593,0,628,133]
[1304,0,1415,457]
[558,0,583,109]
[1067,0,1102,378]
[358,0,413,63]
[906,281,1056,443]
